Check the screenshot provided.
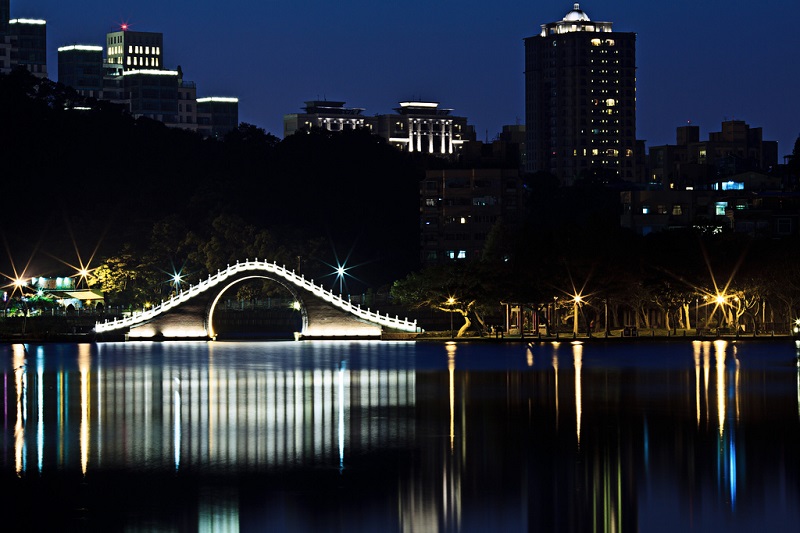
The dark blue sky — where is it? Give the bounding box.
[20,0,800,157]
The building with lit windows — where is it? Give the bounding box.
[105,29,163,71]
[284,100,474,158]
[525,3,637,184]
[648,121,778,190]
[376,101,474,157]
[420,168,525,263]
[53,24,238,137]
[0,1,47,78]
[283,100,375,138]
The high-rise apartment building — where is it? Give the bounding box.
[524,3,636,183]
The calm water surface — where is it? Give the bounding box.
[1,339,799,532]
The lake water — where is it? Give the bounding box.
[1,339,799,532]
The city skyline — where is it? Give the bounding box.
[16,0,800,157]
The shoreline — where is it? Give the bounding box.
[1,331,797,344]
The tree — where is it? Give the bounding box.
[391,262,496,336]
[92,249,161,308]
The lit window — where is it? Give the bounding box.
[128,45,132,53]
[642,205,650,214]
[606,98,616,106]
[457,251,467,259]
[672,205,683,215]
[459,217,467,224]
[425,198,436,207]
[145,46,150,54]
[126,56,131,65]
[606,39,615,46]
[721,181,744,191]
[715,202,728,216]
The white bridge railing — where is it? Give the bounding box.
[95,259,421,334]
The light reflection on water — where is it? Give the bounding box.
[1,340,799,532]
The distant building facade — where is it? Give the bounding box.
[648,121,779,190]
[197,97,239,138]
[57,45,104,97]
[525,3,637,184]
[55,26,238,137]
[0,1,47,78]
[284,100,475,159]
[420,168,525,263]
[375,102,474,157]
[283,100,375,138]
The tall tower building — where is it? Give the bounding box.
[524,4,637,183]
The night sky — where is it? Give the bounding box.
[18,0,800,156]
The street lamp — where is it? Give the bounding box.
[447,297,455,338]
[573,295,582,337]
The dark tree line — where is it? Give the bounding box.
[0,69,425,304]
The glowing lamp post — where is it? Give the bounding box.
[336,266,346,294]
[573,295,582,337]
[447,297,455,338]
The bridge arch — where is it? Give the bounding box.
[95,259,421,340]
[205,274,308,338]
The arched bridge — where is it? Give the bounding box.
[94,259,422,340]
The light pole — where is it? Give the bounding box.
[573,295,582,337]
[447,297,455,338]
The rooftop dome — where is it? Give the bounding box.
[563,3,590,22]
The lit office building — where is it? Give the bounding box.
[283,100,375,138]
[105,29,163,71]
[525,3,637,183]
[376,101,473,157]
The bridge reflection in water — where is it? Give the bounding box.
[8,342,416,476]
[3,341,799,532]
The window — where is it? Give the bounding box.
[715,202,728,216]
[777,218,792,235]
[657,205,668,215]
[642,205,650,215]
[425,198,436,207]
[672,205,683,215]
[721,181,744,191]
